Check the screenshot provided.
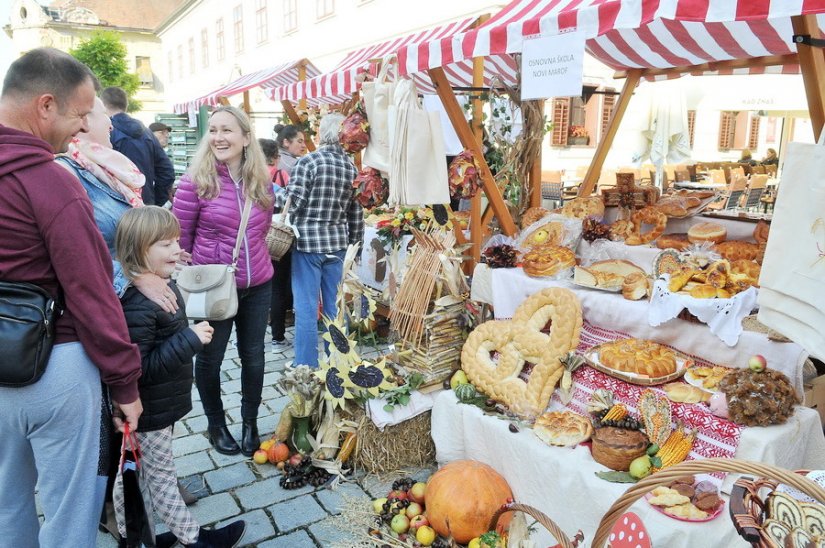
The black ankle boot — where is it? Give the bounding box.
[241,419,259,457]
[207,425,240,455]
[155,531,178,548]
[183,520,246,547]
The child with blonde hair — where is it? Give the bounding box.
[114,206,245,548]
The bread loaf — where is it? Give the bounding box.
[687,222,727,244]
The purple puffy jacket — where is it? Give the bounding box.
[173,163,274,288]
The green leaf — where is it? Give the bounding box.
[651,456,663,469]
[595,471,638,483]
[383,404,394,412]
[399,395,410,405]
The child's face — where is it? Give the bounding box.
[147,238,182,279]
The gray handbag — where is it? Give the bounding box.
[177,199,252,321]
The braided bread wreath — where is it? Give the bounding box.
[625,206,668,246]
[461,288,583,419]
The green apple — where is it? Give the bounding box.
[390,513,410,534]
[450,370,469,390]
[372,497,387,514]
[629,455,652,479]
[748,354,767,372]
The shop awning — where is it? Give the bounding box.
[174,59,323,114]
[399,0,825,80]
[270,17,519,105]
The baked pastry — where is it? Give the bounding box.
[561,196,605,220]
[731,259,761,281]
[712,240,760,262]
[462,289,582,419]
[663,382,710,403]
[689,284,718,299]
[769,492,806,530]
[590,426,649,471]
[664,502,708,520]
[705,260,730,289]
[599,339,678,378]
[521,206,549,229]
[692,492,722,512]
[789,527,814,548]
[625,207,668,246]
[656,233,691,251]
[609,219,634,241]
[522,245,576,277]
[533,411,593,447]
[802,502,825,537]
[687,222,727,244]
[685,366,731,391]
[574,259,645,289]
[523,222,564,248]
[763,519,791,547]
[671,483,696,499]
[668,266,698,292]
[656,197,689,218]
[622,272,650,301]
[753,219,771,245]
[649,488,691,507]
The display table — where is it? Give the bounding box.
[358,226,413,292]
[471,265,808,392]
[432,391,825,548]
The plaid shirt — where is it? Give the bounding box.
[279,144,363,254]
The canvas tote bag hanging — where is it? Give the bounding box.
[361,57,396,174]
[177,198,253,321]
[757,131,825,360]
[388,78,450,206]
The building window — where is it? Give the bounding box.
[177,45,183,79]
[188,37,195,74]
[316,0,334,19]
[747,115,760,151]
[255,0,268,44]
[283,0,297,32]
[216,18,225,61]
[167,51,173,83]
[550,92,608,148]
[718,111,750,151]
[201,28,209,67]
[136,56,153,87]
[233,5,244,53]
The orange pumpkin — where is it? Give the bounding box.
[267,441,290,464]
[424,460,513,543]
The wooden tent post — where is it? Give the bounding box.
[280,99,316,152]
[578,69,641,197]
[297,63,308,111]
[242,90,250,114]
[530,100,545,208]
[468,34,487,268]
[429,67,517,236]
[792,14,825,141]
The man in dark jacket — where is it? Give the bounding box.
[101,86,175,206]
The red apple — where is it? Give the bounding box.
[405,501,423,519]
[387,489,408,501]
[252,449,268,465]
[409,481,427,504]
[409,514,429,532]
[748,354,767,372]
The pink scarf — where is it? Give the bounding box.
[67,137,146,207]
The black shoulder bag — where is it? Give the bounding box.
[0,281,62,386]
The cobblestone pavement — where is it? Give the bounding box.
[96,326,435,547]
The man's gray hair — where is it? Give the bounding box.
[318,113,345,146]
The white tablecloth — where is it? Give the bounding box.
[358,226,413,291]
[432,391,825,548]
[472,265,808,393]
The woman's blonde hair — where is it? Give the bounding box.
[187,106,273,208]
[115,206,180,280]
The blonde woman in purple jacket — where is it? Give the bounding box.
[172,106,274,456]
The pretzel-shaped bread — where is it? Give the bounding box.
[625,206,668,246]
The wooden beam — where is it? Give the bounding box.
[579,69,641,197]
[613,54,798,80]
[297,63,307,111]
[242,90,250,114]
[530,100,544,208]
[428,67,517,236]
[793,15,825,141]
[280,99,316,152]
[468,32,487,270]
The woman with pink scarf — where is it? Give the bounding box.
[55,97,195,543]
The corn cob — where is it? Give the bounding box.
[603,404,629,422]
[657,428,694,469]
[337,431,357,463]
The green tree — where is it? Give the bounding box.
[70,31,142,112]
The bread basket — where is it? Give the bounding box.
[266,196,294,261]
[591,458,825,548]
[487,501,584,548]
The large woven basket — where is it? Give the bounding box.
[487,501,584,548]
[591,458,825,548]
[266,197,294,261]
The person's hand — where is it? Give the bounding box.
[133,272,178,313]
[191,321,214,345]
[112,398,143,433]
[178,250,192,265]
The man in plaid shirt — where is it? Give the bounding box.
[278,113,363,367]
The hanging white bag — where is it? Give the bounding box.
[361,57,396,174]
[757,132,825,360]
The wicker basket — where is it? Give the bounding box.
[487,501,584,548]
[591,458,825,548]
[266,197,294,261]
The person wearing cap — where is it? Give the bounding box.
[150,122,172,148]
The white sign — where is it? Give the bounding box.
[520,31,586,100]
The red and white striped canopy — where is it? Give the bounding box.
[397,0,825,80]
[270,17,520,105]
[173,59,322,114]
